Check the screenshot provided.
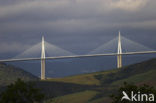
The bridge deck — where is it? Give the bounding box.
[0,51,156,62]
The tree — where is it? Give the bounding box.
[0,79,45,103]
[110,82,156,103]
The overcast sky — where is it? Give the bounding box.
[0,0,156,57]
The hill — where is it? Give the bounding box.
[0,63,38,86]
[0,58,156,103]
[41,58,156,103]
[11,54,155,77]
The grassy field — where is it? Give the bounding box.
[46,91,98,103]
[0,58,156,103]
[46,69,119,85]
[42,58,156,103]
[111,69,156,86]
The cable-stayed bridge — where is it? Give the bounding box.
[0,31,156,80]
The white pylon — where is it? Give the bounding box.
[41,36,46,80]
[117,31,122,68]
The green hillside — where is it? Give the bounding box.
[0,58,156,103]
[43,58,156,103]
[0,63,38,86]
[47,58,156,86]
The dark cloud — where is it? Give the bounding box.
[0,0,156,57]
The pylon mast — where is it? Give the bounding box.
[117,31,122,68]
[41,36,46,80]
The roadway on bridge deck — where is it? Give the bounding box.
[0,51,156,62]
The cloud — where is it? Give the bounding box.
[0,42,30,53]
[0,0,72,18]
[110,19,156,30]
[0,0,149,19]
[110,0,148,11]
[0,0,156,54]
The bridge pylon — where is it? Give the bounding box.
[117,31,122,68]
[41,36,46,80]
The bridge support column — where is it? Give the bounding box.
[117,31,122,68]
[41,58,45,80]
[41,36,46,80]
[117,54,122,68]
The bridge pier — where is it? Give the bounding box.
[117,54,122,68]
[41,58,45,80]
[117,31,122,68]
[41,36,46,80]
